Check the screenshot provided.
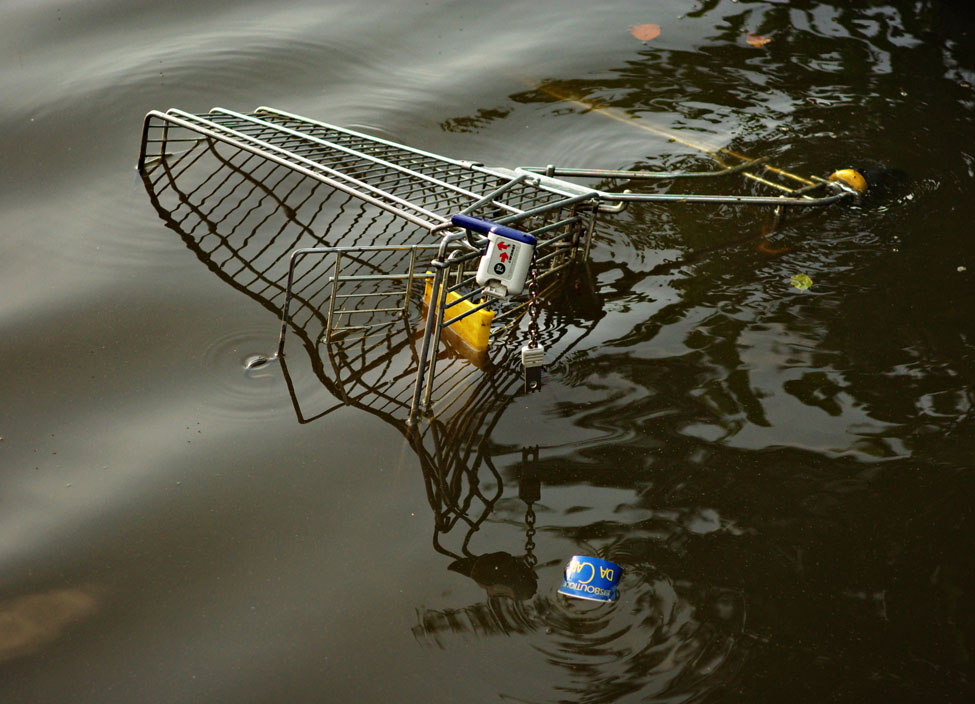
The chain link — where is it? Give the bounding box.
[524,504,537,567]
[527,252,540,349]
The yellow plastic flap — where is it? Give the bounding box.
[423,278,494,353]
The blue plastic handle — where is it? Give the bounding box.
[451,214,537,245]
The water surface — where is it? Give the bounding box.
[1,0,974,702]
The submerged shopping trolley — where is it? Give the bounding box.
[137,106,863,422]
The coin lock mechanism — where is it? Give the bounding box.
[452,214,545,392]
[452,215,537,299]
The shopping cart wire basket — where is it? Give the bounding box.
[137,106,861,423]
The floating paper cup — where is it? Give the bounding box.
[558,555,621,602]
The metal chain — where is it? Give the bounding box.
[527,252,540,349]
[523,504,537,567]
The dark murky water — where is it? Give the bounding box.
[2,1,974,701]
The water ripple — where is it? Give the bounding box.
[199,327,294,422]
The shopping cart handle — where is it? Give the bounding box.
[451,214,537,245]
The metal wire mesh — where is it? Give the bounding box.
[139,108,597,232]
[141,129,597,438]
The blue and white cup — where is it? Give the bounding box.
[558,555,622,602]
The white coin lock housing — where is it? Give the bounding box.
[452,215,537,299]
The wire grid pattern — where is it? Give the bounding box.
[244,108,580,220]
[144,137,429,341]
[140,110,598,353]
[141,108,588,234]
[141,130,594,417]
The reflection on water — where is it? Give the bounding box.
[411,444,751,702]
[2,0,975,701]
[143,125,774,699]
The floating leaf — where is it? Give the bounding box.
[746,32,772,47]
[630,24,661,41]
[790,273,813,290]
